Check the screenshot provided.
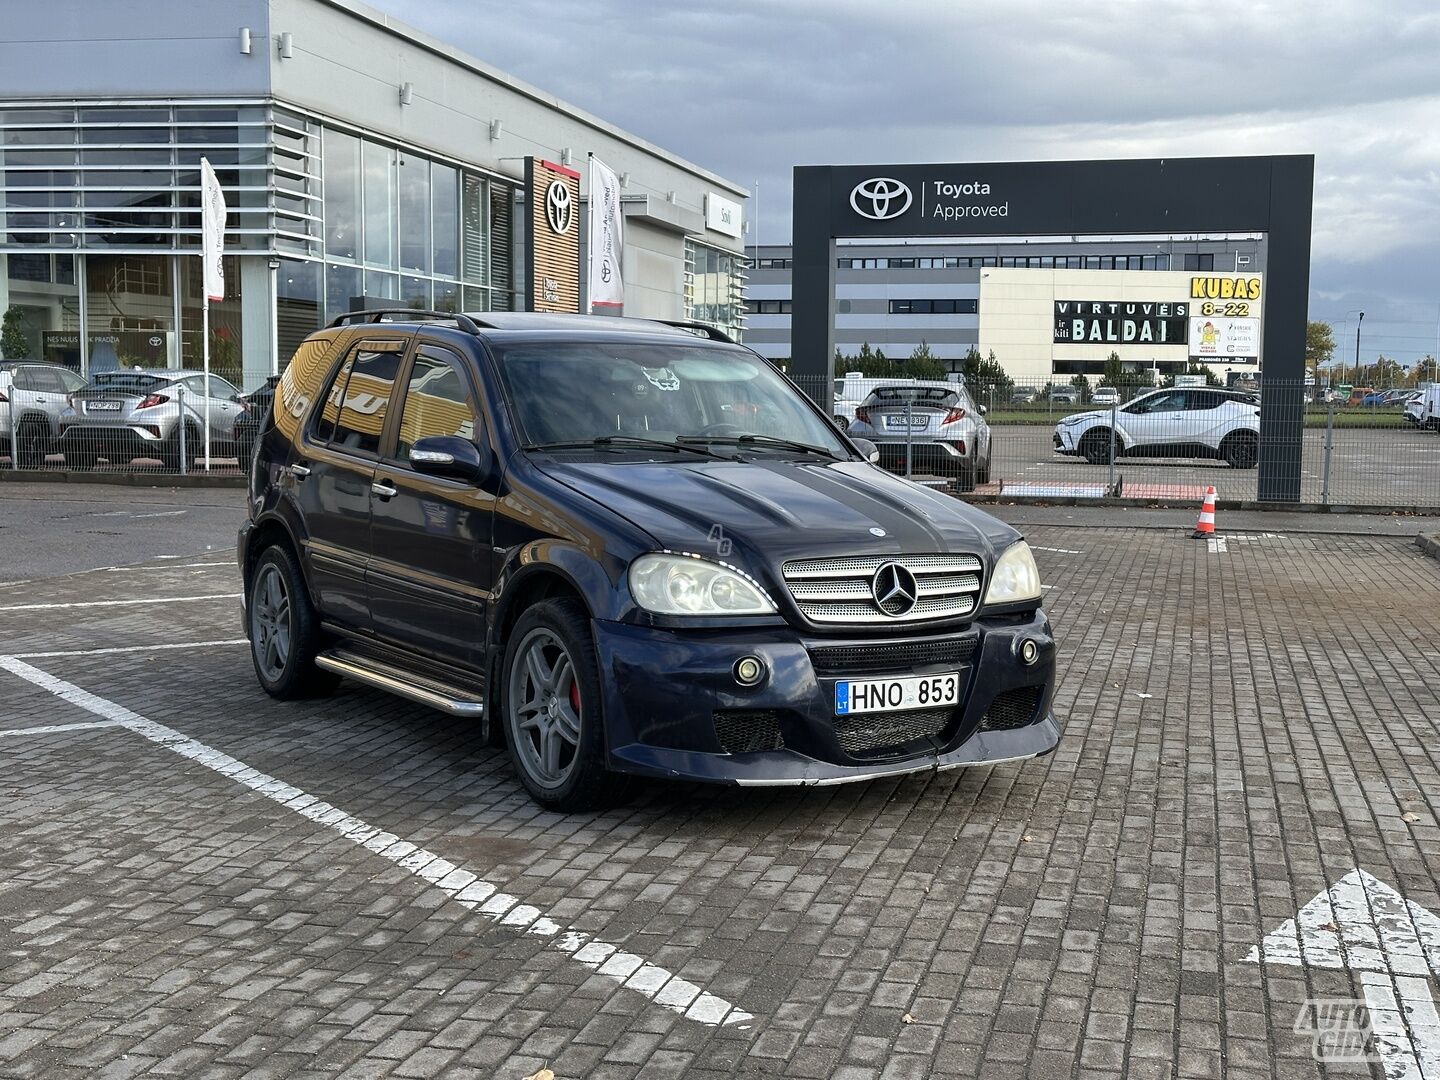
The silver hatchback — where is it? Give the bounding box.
[847,380,992,490]
[59,369,245,470]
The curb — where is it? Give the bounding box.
[961,494,1440,517]
[0,470,246,490]
[1418,534,1440,561]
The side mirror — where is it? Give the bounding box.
[851,437,881,464]
[409,434,491,483]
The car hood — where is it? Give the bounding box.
[531,456,1020,573]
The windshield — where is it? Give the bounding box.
[88,373,165,394]
[491,342,850,454]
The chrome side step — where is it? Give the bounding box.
[315,650,485,718]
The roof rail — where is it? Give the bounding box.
[651,319,734,343]
[328,309,487,333]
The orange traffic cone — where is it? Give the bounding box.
[1192,486,1217,539]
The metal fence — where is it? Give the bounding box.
[1,380,250,477]
[805,374,1440,508]
[4,367,1437,508]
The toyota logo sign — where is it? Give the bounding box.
[850,177,912,221]
[546,179,573,235]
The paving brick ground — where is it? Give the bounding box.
[1,525,1438,1078]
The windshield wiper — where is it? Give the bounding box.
[677,433,843,460]
[528,435,725,458]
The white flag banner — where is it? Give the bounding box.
[200,157,227,301]
[587,155,624,311]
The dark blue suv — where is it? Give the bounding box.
[239,311,1059,810]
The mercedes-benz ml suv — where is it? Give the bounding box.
[239,311,1060,811]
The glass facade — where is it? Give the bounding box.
[0,101,515,389]
[684,240,746,340]
[0,99,744,383]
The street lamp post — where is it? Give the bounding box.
[1354,310,1365,386]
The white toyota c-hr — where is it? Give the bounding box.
[1053,387,1261,468]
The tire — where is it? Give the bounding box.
[500,597,631,812]
[64,451,97,471]
[977,457,991,485]
[1221,432,1259,469]
[162,423,199,472]
[247,543,340,700]
[1079,430,1114,465]
[14,421,48,470]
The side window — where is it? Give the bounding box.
[1188,391,1221,411]
[29,368,66,394]
[58,369,88,394]
[11,368,37,392]
[330,345,400,455]
[313,354,356,444]
[394,349,476,464]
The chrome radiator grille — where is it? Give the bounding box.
[781,553,983,624]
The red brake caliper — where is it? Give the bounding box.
[569,680,581,715]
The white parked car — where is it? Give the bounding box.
[848,380,992,489]
[1091,387,1119,407]
[1053,386,1260,468]
[1407,387,1440,430]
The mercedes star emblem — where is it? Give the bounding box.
[850,177,912,221]
[871,562,919,616]
[546,179,573,235]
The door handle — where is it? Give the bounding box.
[371,481,397,500]
[288,463,311,479]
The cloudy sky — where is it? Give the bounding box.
[388,0,1440,367]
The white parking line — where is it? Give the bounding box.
[0,720,126,739]
[98,562,233,573]
[1207,537,1228,554]
[0,655,754,1029]
[11,640,248,659]
[0,594,241,613]
[1031,546,1082,555]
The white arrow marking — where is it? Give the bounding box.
[1247,868,1440,1078]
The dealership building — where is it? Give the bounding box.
[0,0,748,390]
[747,237,1267,383]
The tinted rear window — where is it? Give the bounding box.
[88,373,164,393]
[864,386,960,407]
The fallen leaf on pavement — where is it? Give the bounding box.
[523,1069,555,1080]
[902,1013,915,1024]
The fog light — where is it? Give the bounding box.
[1019,639,1039,666]
[733,655,765,686]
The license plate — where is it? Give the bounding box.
[88,401,122,411]
[884,415,928,429]
[835,672,961,716]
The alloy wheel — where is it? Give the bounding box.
[508,628,582,789]
[251,564,292,682]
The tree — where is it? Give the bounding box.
[902,342,946,380]
[1099,351,1123,388]
[1069,374,1091,403]
[1306,320,1336,375]
[0,307,29,360]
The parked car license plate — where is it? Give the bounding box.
[883,415,928,429]
[835,672,960,716]
[88,401,122,411]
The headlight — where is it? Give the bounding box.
[629,553,777,616]
[1057,414,1088,426]
[983,541,1042,607]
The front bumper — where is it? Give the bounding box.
[1053,426,1081,455]
[592,610,1059,786]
